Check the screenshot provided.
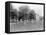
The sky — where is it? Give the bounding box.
[10,3,44,17]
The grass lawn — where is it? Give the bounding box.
[10,19,43,32]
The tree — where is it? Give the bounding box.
[10,9,18,20]
[18,5,30,21]
[19,5,30,14]
[28,10,36,20]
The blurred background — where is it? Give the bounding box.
[10,3,44,32]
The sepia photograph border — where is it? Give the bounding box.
[5,1,45,34]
